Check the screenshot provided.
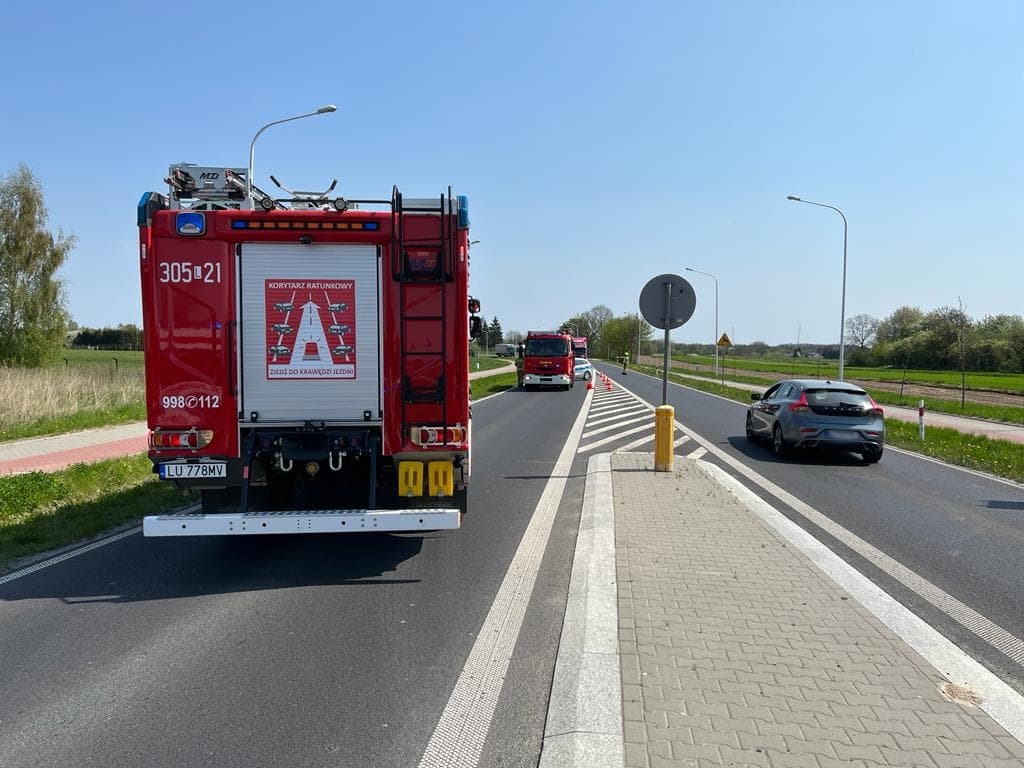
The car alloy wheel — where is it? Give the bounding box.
[745,414,756,441]
[772,424,788,457]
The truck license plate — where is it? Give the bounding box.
[159,462,227,479]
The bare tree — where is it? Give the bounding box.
[844,314,879,348]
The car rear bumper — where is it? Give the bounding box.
[793,428,884,452]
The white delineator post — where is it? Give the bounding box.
[919,400,925,440]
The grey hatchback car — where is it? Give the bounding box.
[746,379,884,463]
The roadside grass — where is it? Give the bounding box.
[472,371,518,399]
[0,454,184,571]
[632,363,1024,483]
[0,356,145,441]
[884,421,1024,484]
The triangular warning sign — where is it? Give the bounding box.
[717,333,732,347]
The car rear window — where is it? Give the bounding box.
[804,388,871,406]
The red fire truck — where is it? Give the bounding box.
[571,336,588,358]
[137,163,479,536]
[517,331,575,391]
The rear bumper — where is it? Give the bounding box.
[793,429,884,453]
[143,508,461,536]
[522,373,571,387]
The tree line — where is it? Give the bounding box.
[843,307,1024,373]
[509,303,1024,374]
[71,325,144,351]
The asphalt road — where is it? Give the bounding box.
[0,386,591,768]
[4,368,1024,766]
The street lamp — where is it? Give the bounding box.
[685,267,719,377]
[787,195,848,380]
[247,104,338,209]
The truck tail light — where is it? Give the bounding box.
[150,429,214,451]
[410,425,467,447]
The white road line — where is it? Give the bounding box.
[581,414,650,440]
[578,424,654,454]
[700,461,1024,745]
[585,408,646,427]
[0,526,143,585]
[418,387,594,767]
[614,431,669,453]
[589,398,632,413]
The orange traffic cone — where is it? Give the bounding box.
[587,379,593,390]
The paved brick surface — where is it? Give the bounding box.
[612,451,1024,767]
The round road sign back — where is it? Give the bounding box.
[639,273,696,330]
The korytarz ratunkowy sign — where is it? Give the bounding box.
[264,278,356,380]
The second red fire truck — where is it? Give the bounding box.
[517,331,575,391]
[138,163,479,536]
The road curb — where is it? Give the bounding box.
[540,452,623,767]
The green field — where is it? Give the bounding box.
[677,353,1024,394]
[60,348,145,367]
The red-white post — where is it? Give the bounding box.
[918,400,925,441]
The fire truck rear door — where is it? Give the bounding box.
[238,243,380,422]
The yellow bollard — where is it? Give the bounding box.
[654,405,674,472]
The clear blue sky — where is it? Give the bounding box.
[2,1,1021,346]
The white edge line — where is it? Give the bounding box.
[418,387,594,767]
[539,452,623,767]
[699,460,1024,744]
[0,526,141,586]
[1,501,203,585]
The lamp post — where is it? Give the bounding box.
[685,267,719,377]
[247,104,338,209]
[787,195,848,380]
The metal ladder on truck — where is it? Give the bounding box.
[393,187,457,447]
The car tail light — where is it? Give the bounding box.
[868,397,884,417]
[788,393,809,412]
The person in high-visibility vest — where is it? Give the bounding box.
[621,350,630,374]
